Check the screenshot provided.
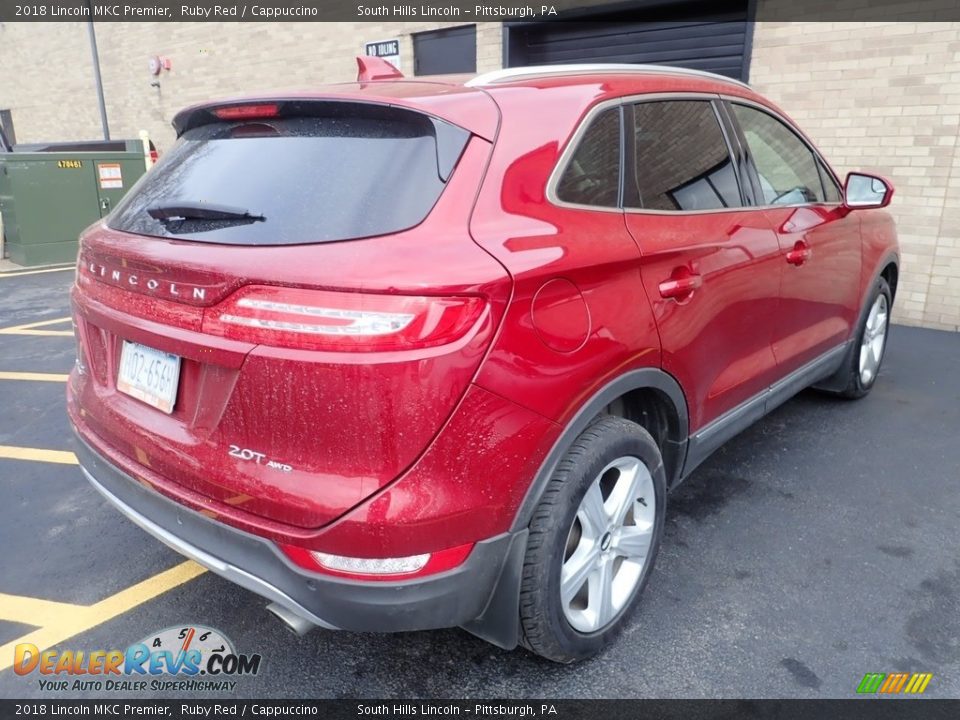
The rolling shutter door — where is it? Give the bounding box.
[505,6,751,81]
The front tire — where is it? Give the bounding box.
[518,416,666,663]
[836,277,892,399]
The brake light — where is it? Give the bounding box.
[213,104,280,120]
[202,285,485,352]
[278,543,474,581]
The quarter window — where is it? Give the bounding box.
[818,159,842,203]
[732,104,826,205]
[556,108,621,208]
[629,100,741,212]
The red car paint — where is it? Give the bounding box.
[68,69,898,590]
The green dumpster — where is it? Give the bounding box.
[0,139,149,267]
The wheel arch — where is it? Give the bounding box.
[880,257,899,302]
[510,367,688,533]
[462,368,687,651]
[815,251,898,393]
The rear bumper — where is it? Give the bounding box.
[74,431,521,635]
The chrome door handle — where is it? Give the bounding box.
[659,273,703,299]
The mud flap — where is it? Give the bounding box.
[460,529,528,650]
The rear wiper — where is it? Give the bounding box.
[146,201,265,222]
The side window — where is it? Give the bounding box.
[731,104,826,205]
[555,107,621,208]
[630,100,741,212]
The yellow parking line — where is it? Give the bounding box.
[0,594,83,627]
[0,446,78,465]
[0,329,74,337]
[0,266,73,279]
[92,561,208,620]
[0,316,73,337]
[0,560,208,673]
[0,371,69,382]
[5,317,72,328]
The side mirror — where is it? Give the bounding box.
[844,172,893,210]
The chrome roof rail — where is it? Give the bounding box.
[465,64,750,90]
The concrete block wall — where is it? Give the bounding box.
[0,21,501,151]
[750,21,960,330]
[1,20,957,329]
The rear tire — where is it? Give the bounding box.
[834,277,892,399]
[518,416,666,663]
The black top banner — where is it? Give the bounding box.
[2,700,960,720]
[2,0,960,22]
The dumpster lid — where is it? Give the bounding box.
[8,139,152,154]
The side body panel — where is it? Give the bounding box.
[625,210,782,432]
[763,204,862,372]
[471,81,667,425]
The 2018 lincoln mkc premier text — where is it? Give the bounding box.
[68,60,899,662]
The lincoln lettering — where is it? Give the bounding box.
[85,262,206,301]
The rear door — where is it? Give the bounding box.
[622,97,783,432]
[727,101,861,374]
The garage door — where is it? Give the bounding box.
[505,4,751,81]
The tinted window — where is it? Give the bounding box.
[556,108,621,208]
[109,111,465,245]
[630,101,741,212]
[732,104,826,205]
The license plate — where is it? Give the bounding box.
[117,341,181,414]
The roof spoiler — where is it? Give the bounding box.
[356,55,404,82]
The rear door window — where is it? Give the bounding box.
[109,108,468,245]
[628,100,742,212]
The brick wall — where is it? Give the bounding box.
[0,22,501,151]
[750,22,960,330]
[1,20,957,329]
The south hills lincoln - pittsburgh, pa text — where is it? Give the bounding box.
[356,4,558,17]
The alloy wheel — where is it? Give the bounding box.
[859,293,889,385]
[561,456,656,633]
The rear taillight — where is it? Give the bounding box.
[202,285,485,352]
[278,543,474,581]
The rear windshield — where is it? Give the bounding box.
[109,109,467,245]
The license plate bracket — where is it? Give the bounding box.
[117,340,181,414]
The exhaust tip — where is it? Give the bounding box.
[266,602,317,637]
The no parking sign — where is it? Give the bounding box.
[364,38,401,71]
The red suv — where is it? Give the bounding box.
[68,62,899,663]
